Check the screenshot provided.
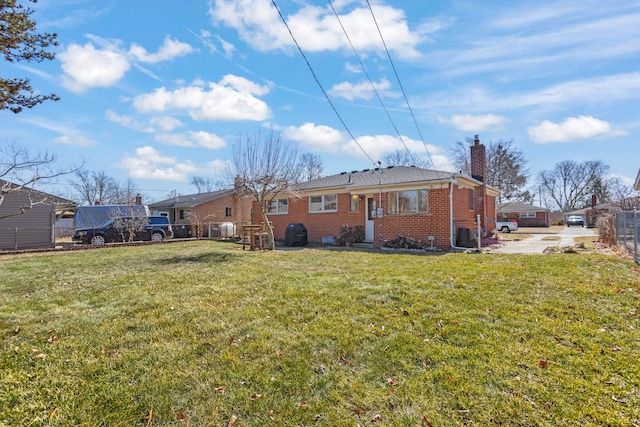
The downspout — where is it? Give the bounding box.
[449,177,468,251]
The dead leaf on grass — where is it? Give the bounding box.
[422,415,433,426]
[371,414,383,423]
[34,353,47,359]
[251,393,263,400]
[228,415,238,426]
[145,409,153,423]
[386,377,399,386]
[176,411,186,420]
[353,407,364,414]
[538,360,549,368]
[214,386,226,393]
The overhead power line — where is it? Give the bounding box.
[327,0,419,167]
[270,0,376,165]
[364,0,440,172]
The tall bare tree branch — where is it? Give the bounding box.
[223,130,299,249]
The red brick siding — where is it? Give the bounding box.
[252,194,365,243]
[251,183,495,250]
[175,194,252,236]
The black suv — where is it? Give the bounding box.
[72,216,173,245]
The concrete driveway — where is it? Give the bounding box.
[489,226,599,254]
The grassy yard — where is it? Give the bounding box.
[1,242,639,426]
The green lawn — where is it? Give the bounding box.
[1,242,639,426]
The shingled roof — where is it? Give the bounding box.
[297,166,462,191]
[497,201,548,213]
[149,189,235,209]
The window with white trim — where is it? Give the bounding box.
[388,190,428,214]
[309,195,337,212]
[519,211,536,218]
[267,198,288,214]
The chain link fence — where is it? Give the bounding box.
[615,210,639,264]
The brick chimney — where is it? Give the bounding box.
[470,135,488,235]
[135,194,142,205]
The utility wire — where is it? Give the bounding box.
[270,0,376,165]
[327,0,418,167]
[365,0,440,173]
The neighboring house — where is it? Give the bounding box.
[0,180,76,250]
[251,137,498,250]
[149,189,252,238]
[635,169,640,191]
[497,201,550,227]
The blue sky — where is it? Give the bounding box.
[3,0,639,201]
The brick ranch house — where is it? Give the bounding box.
[149,189,252,238]
[252,137,499,250]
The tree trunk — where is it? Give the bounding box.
[259,207,274,250]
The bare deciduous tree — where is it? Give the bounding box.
[382,149,431,169]
[108,205,149,243]
[224,130,299,249]
[1,142,81,220]
[538,159,610,211]
[71,170,116,205]
[70,171,144,205]
[450,137,529,203]
[607,177,640,210]
[190,176,225,193]
[295,153,325,182]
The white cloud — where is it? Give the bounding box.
[52,134,97,147]
[345,62,362,73]
[283,122,344,152]
[149,116,185,132]
[209,0,424,59]
[20,116,98,147]
[283,122,451,169]
[328,78,397,101]
[346,134,426,161]
[105,109,155,132]
[438,114,506,131]
[58,35,195,92]
[133,75,272,121]
[59,43,130,93]
[129,36,196,63]
[118,146,198,182]
[527,115,624,143]
[155,131,227,149]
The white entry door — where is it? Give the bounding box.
[365,197,375,242]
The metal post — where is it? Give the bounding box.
[634,210,638,264]
[477,214,481,251]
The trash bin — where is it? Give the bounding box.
[285,223,307,246]
[173,224,192,238]
[456,227,471,248]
